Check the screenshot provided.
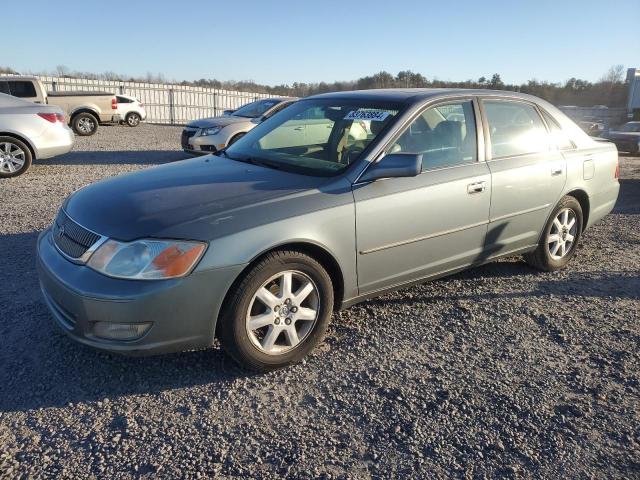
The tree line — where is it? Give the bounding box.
[1,65,630,108]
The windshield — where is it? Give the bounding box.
[619,123,640,132]
[231,99,281,118]
[224,99,403,176]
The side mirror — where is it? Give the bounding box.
[359,153,422,182]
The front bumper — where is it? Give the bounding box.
[182,129,228,154]
[37,228,244,355]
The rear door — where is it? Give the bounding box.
[480,98,566,256]
[353,98,492,294]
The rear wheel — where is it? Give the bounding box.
[126,112,141,127]
[72,112,98,136]
[0,137,32,178]
[524,196,583,271]
[219,250,334,371]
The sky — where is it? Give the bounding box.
[3,0,639,86]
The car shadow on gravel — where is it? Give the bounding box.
[614,179,640,214]
[363,260,640,309]
[40,150,189,166]
[0,231,254,414]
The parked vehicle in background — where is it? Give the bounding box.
[37,88,620,371]
[0,93,74,177]
[0,76,121,136]
[599,121,640,153]
[116,95,146,127]
[578,116,605,137]
[181,98,296,154]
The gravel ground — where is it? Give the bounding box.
[0,124,638,479]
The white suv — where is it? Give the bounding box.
[116,95,146,127]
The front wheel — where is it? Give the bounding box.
[72,113,98,136]
[227,132,245,147]
[219,251,334,371]
[126,112,141,127]
[524,196,583,272]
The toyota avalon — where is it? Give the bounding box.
[37,89,620,370]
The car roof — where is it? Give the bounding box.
[306,88,542,105]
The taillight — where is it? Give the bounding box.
[38,113,64,123]
[112,97,117,109]
[614,157,620,179]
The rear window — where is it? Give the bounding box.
[8,81,37,98]
[117,96,133,103]
[540,109,575,150]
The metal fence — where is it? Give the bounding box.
[36,75,280,125]
[558,106,628,128]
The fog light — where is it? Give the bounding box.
[92,322,152,340]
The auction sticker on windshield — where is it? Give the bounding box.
[344,110,391,121]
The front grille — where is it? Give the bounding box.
[181,129,197,148]
[52,210,100,260]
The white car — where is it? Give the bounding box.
[116,95,146,127]
[0,93,74,177]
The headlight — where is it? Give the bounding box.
[87,239,206,280]
[201,126,224,136]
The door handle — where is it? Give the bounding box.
[293,126,305,131]
[551,167,563,176]
[467,181,486,194]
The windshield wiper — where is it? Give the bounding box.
[225,153,283,171]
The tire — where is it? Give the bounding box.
[126,112,141,127]
[72,112,98,136]
[0,136,33,178]
[219,250,334,371]
[227,132,245,146]
[524,196,583,272]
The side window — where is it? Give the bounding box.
[540,109,574,150]
[390,100,478,170]
[484,100,549,158]
[8,81,37,98]
[116,96,132,103]
[0,81,9,95]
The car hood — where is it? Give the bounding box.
[186,116,256,129]
[64,156,337,242]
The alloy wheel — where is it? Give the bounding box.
[548,208,577,260]
[77,117,95,134]
[245,270,320,355]
[0,142,26,174]
[127,114,140,126]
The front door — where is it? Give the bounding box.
[354,99,492,295]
